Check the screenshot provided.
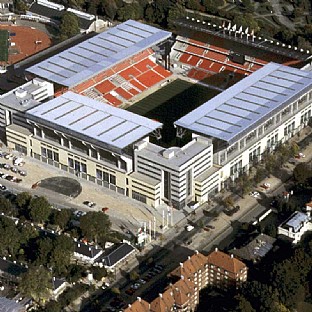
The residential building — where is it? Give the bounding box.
[74,242,103,264]
[169,250,209,291]
[206,248,248,288]
[229,233,276,263]
[278,211,312,243]
[0,297,25,312]
[96,243,135,269]
[124,297,150,312]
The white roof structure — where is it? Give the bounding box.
[27,20,171,88]
[26,92,162,151]
[175,63,312,144]
[285,211,310,232]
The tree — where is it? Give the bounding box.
[19,265,52,304]
[116,3,144,21]
[16,192,32,209]
[223,195,235,208]
[293,163,311,184]
[0,196,13,215]
[59,12,80,41]
[98,0,118,20]
[29,196,51,224]
[129,270,139,281]
[235,294,256,312]
[51,209,71,230]
[49,235,74,275]
[90,266,107,281]
[80,211,112,246]
[0,216,21,256]
[167,0,186,28]
[35,237,53,266]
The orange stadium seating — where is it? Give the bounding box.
[130,79,147,91]
[137,71,164,88]
[119,66,141,80]
[95,80,115,94]
[114,87,133,100]
[103,93,122,107]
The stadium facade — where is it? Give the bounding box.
[3,20,312,209]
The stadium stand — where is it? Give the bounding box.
[172,36,268,81]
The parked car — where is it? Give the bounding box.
[125,288,135,296]
[83,201,96,208]
[0,184,6,191]
[10,167,18,173]
[18,170,27,176]
[3,164,11,170]
[249,191,260,198]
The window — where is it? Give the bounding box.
[132,191,147,204]
[68,158,87,173]
[42,147,59,162]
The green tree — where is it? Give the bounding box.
[235,294,256,312]
[49,235,74,275]
[0,216,21,256]
[129,270,139,281]
[116,3,144,21]
[16,192,32,209]
[35,237,53,266]
[59,12,80,41]
[51,209,71,230]
[168,0,186,28]
[80,211,112,246]
[0,196,13,215]
[19,265,52,304]
[293,163,311,184]
[223,195,235,208]
[90,266,107,281]
[253,167,268,184]
[29,196,51,224]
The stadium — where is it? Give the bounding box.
[2,19,312,209]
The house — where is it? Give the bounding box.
[0,297,25,312]
[229,233,276,263]
[74,242,103,264]
[206,248,248,288]
[96,243,135,269]
[52,277,67,299]
[278,211,312,244]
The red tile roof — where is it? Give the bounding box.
[207,249,247,274]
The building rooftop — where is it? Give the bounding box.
[27,20,171,87]
[0,297,25,312]
[281,211,310,232]
[0,78,53,112]
[96,243,135,267]
[130,172,160,186]
[135,136,211,170]
[0,258,27,277]
[124,298,150,312]
[229,233,276,262]
[207,249,247,274]
[28,0,95,30]
[169,252,207,279]
[26,92,162,152]
[74,242,102,259]
[175,63,312,145]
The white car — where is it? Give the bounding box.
[249,191,260,198]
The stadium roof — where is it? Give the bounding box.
[175,62,312,145]
[27,20,172,87]
[26,92,162,151]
